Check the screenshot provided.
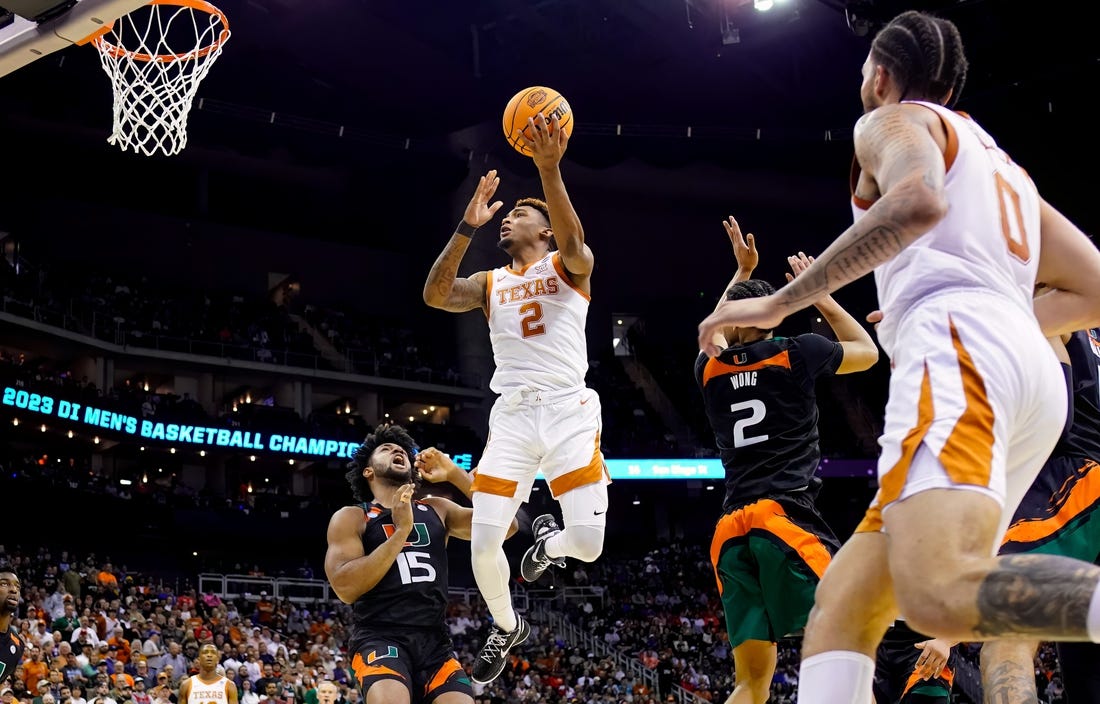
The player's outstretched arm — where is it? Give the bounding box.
[524,113,593,281]
[786,252,878,374]
[324,487,415,604]
[423,170,501,313]
[714,216,758,305]
[698,105,947,353]
[416,447,474,499]
[705,216,759,350]
[775,105,948,312]
[416,448,518,540]
[1033,198,1100,336]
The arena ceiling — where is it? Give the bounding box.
[0,0,1094,252]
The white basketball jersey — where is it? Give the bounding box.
[487,252,590,393]
[854,101,1041,355]
[186,676,230,704]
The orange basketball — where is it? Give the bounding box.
[502,86,574,156]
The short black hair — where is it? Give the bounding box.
[515,197,550,227]
[344,424,418,502]
[871,10,968,107]
[724,279,778,334]
[725,279,776,302]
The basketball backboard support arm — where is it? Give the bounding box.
[0,0,148,78]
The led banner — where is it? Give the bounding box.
[1,385,357,459]
[3,385,874,476]
[602,459,724,479]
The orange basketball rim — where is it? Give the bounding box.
[78,0,230,63]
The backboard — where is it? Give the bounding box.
[0,0,150,77]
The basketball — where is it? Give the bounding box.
[502,86,573,156]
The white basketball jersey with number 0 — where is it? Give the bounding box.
[856,100,1042,355]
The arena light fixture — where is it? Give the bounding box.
[754,0,774,10]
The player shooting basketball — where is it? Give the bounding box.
[423,112,609,685]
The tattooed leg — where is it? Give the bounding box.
[980,640,1038,704]
[975,554,1099,639]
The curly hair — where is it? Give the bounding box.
[871,10,968,108]
[344,423,418,503]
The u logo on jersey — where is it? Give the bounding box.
[732,353,748,364]
[382,523,431,547]
[366,646,399,663]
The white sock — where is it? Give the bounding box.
[1087,578,1100,642]
[797,651,875,704]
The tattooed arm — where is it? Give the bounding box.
[422,237,489,313]
[776,104,948,310]
[697,105,948,354]
[422,170,503,314]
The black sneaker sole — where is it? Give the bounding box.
[470,619,530,685]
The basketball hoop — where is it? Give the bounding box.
[83,0,230,157]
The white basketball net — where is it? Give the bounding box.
[92,1,230,157]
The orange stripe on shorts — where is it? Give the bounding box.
[937,318,995,487]
[548,433,605,497]
[856,362,936,533]
[351,653,405,682]
[709,498,833,593]
[423,657,464,696]
[1003,460,1100,545]
[470,471,519,498]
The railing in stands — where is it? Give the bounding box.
[196,575,527,612]
[0,296,482,387]
[527,589,705,704]
[198,573,332,604]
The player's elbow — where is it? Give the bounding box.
[901,181,949,235]
[327,576,359,604]
[330,586,357,605]
[422,286,445,309]
[838,344,879,374]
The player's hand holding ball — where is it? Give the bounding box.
[503,85,573,168]
[522,113,569,171]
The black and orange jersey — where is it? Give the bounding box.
[695,334,843,512]
[1056,329,1100,460]
[0,626,24,686]
[349,500,450,635]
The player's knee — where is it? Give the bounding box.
[469,526,505,565]
[567,525,604,562]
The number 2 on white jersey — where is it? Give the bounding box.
[519,301,546,338]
